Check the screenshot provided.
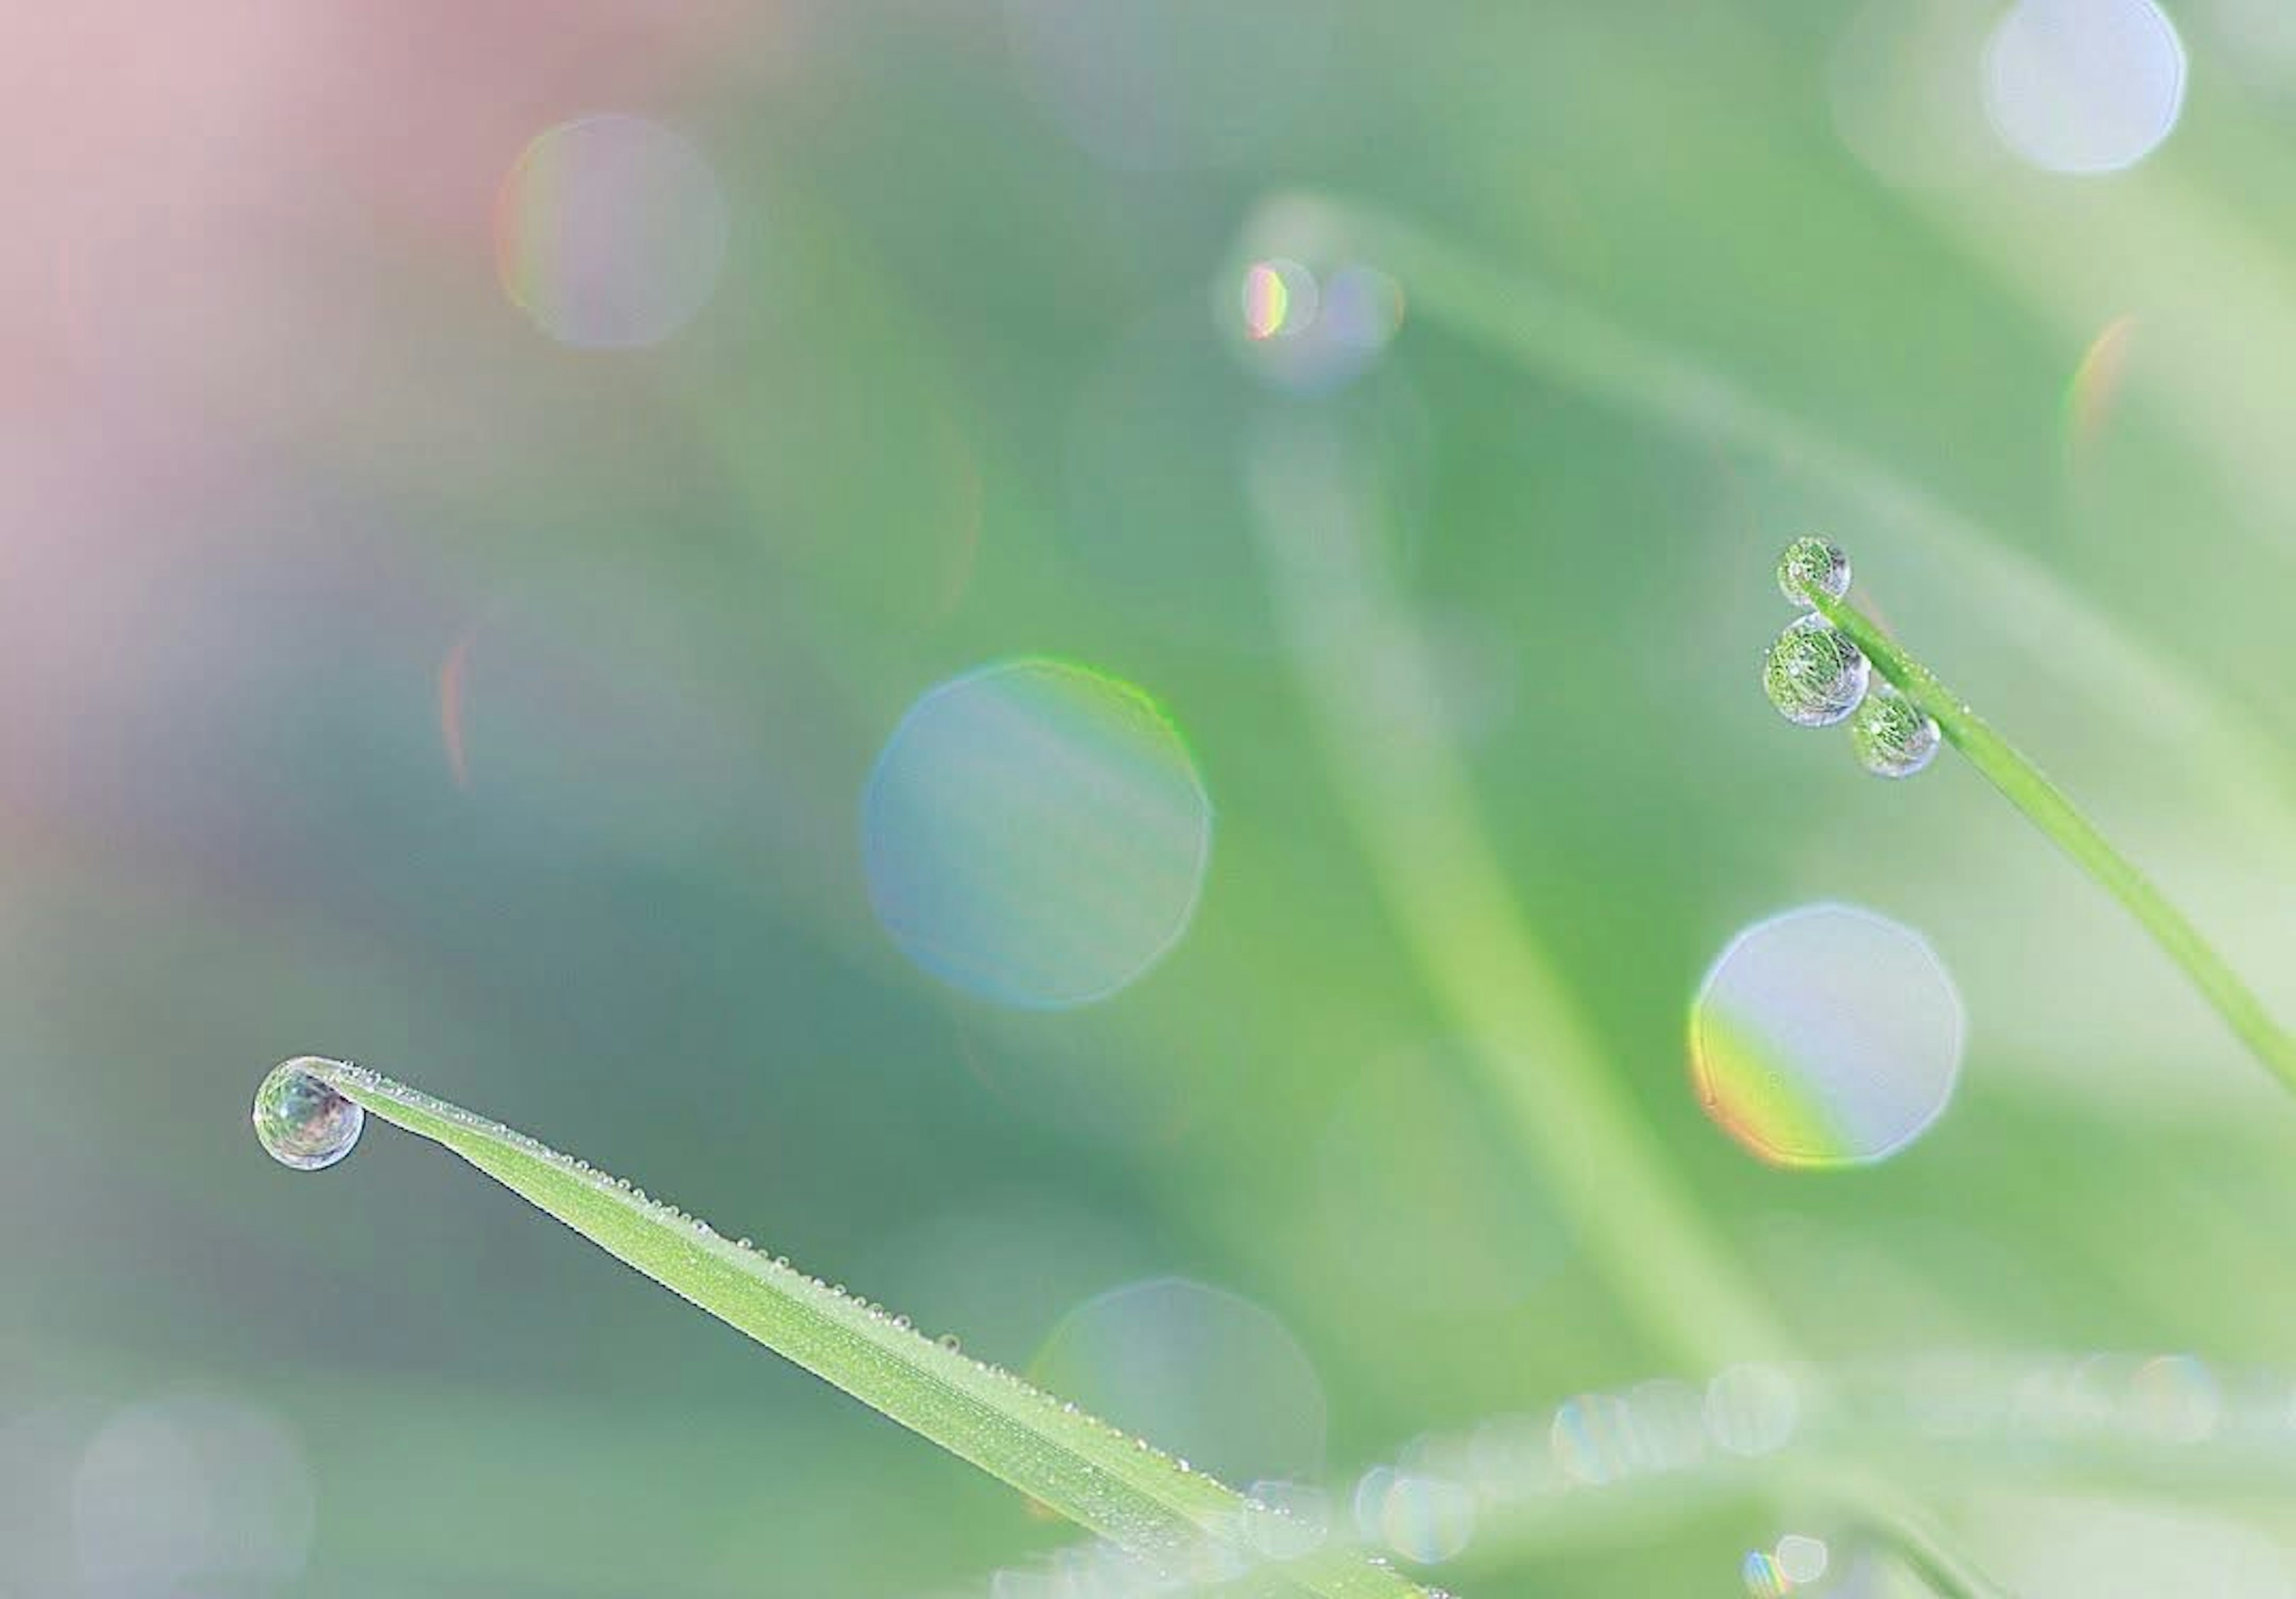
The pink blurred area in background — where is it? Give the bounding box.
[11,0,786,414]
[0,0,801,871]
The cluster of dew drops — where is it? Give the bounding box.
[1763,538,1939,779]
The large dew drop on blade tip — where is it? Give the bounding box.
[252,1057,365,1171]
[1775,536,1850,607]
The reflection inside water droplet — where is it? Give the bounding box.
[1776,536,1851,607]
[1763,614,1870,728]
[251,1058,364,1171]
[1849,685,1941,779]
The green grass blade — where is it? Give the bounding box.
[1248,423,1787,1372]
[1277,194,2296,827]
[1266,190,2296,1116]
[290,1060,1431,1599]
[1809,590,2296,1100]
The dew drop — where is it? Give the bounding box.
[252,1057,365,1171]
[941,1332,964,1353]
[1775,536,1850,606]
[737,1237,753,1250]
[1763,614,1870,728]
[1849,685,1941,779]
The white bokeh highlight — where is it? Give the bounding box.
[1984,0,2188,175]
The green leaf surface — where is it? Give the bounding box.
[294,1060,1431,1599]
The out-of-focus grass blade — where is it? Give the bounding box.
[297,1060,1431,1599]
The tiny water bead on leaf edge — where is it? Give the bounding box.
[252,1057,366,1171]
[1776,536,1851,607]
[1763,614,1870,728]
[1849,686,1941,779]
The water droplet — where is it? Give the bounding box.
[1849,685,1941,778]
[736,1237,753,1250]
[939,1332,963,1353]
[1763,614,1870,727]
[251,1057,365,1171]
[1775,537,1850,606]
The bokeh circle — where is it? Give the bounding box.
[1690,903,1966,1168]
[862,659,1212,1009]
[494,113,729,348]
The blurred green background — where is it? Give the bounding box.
[10,0,2296,1593]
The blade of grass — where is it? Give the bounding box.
[1808,585,2296,1098]
[1247,404,2015,1598]
[1247,417,1785,1371]
[1865,1512,2014,1599]
[1266,193,2296,832]
[291,1059,1431,1599]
